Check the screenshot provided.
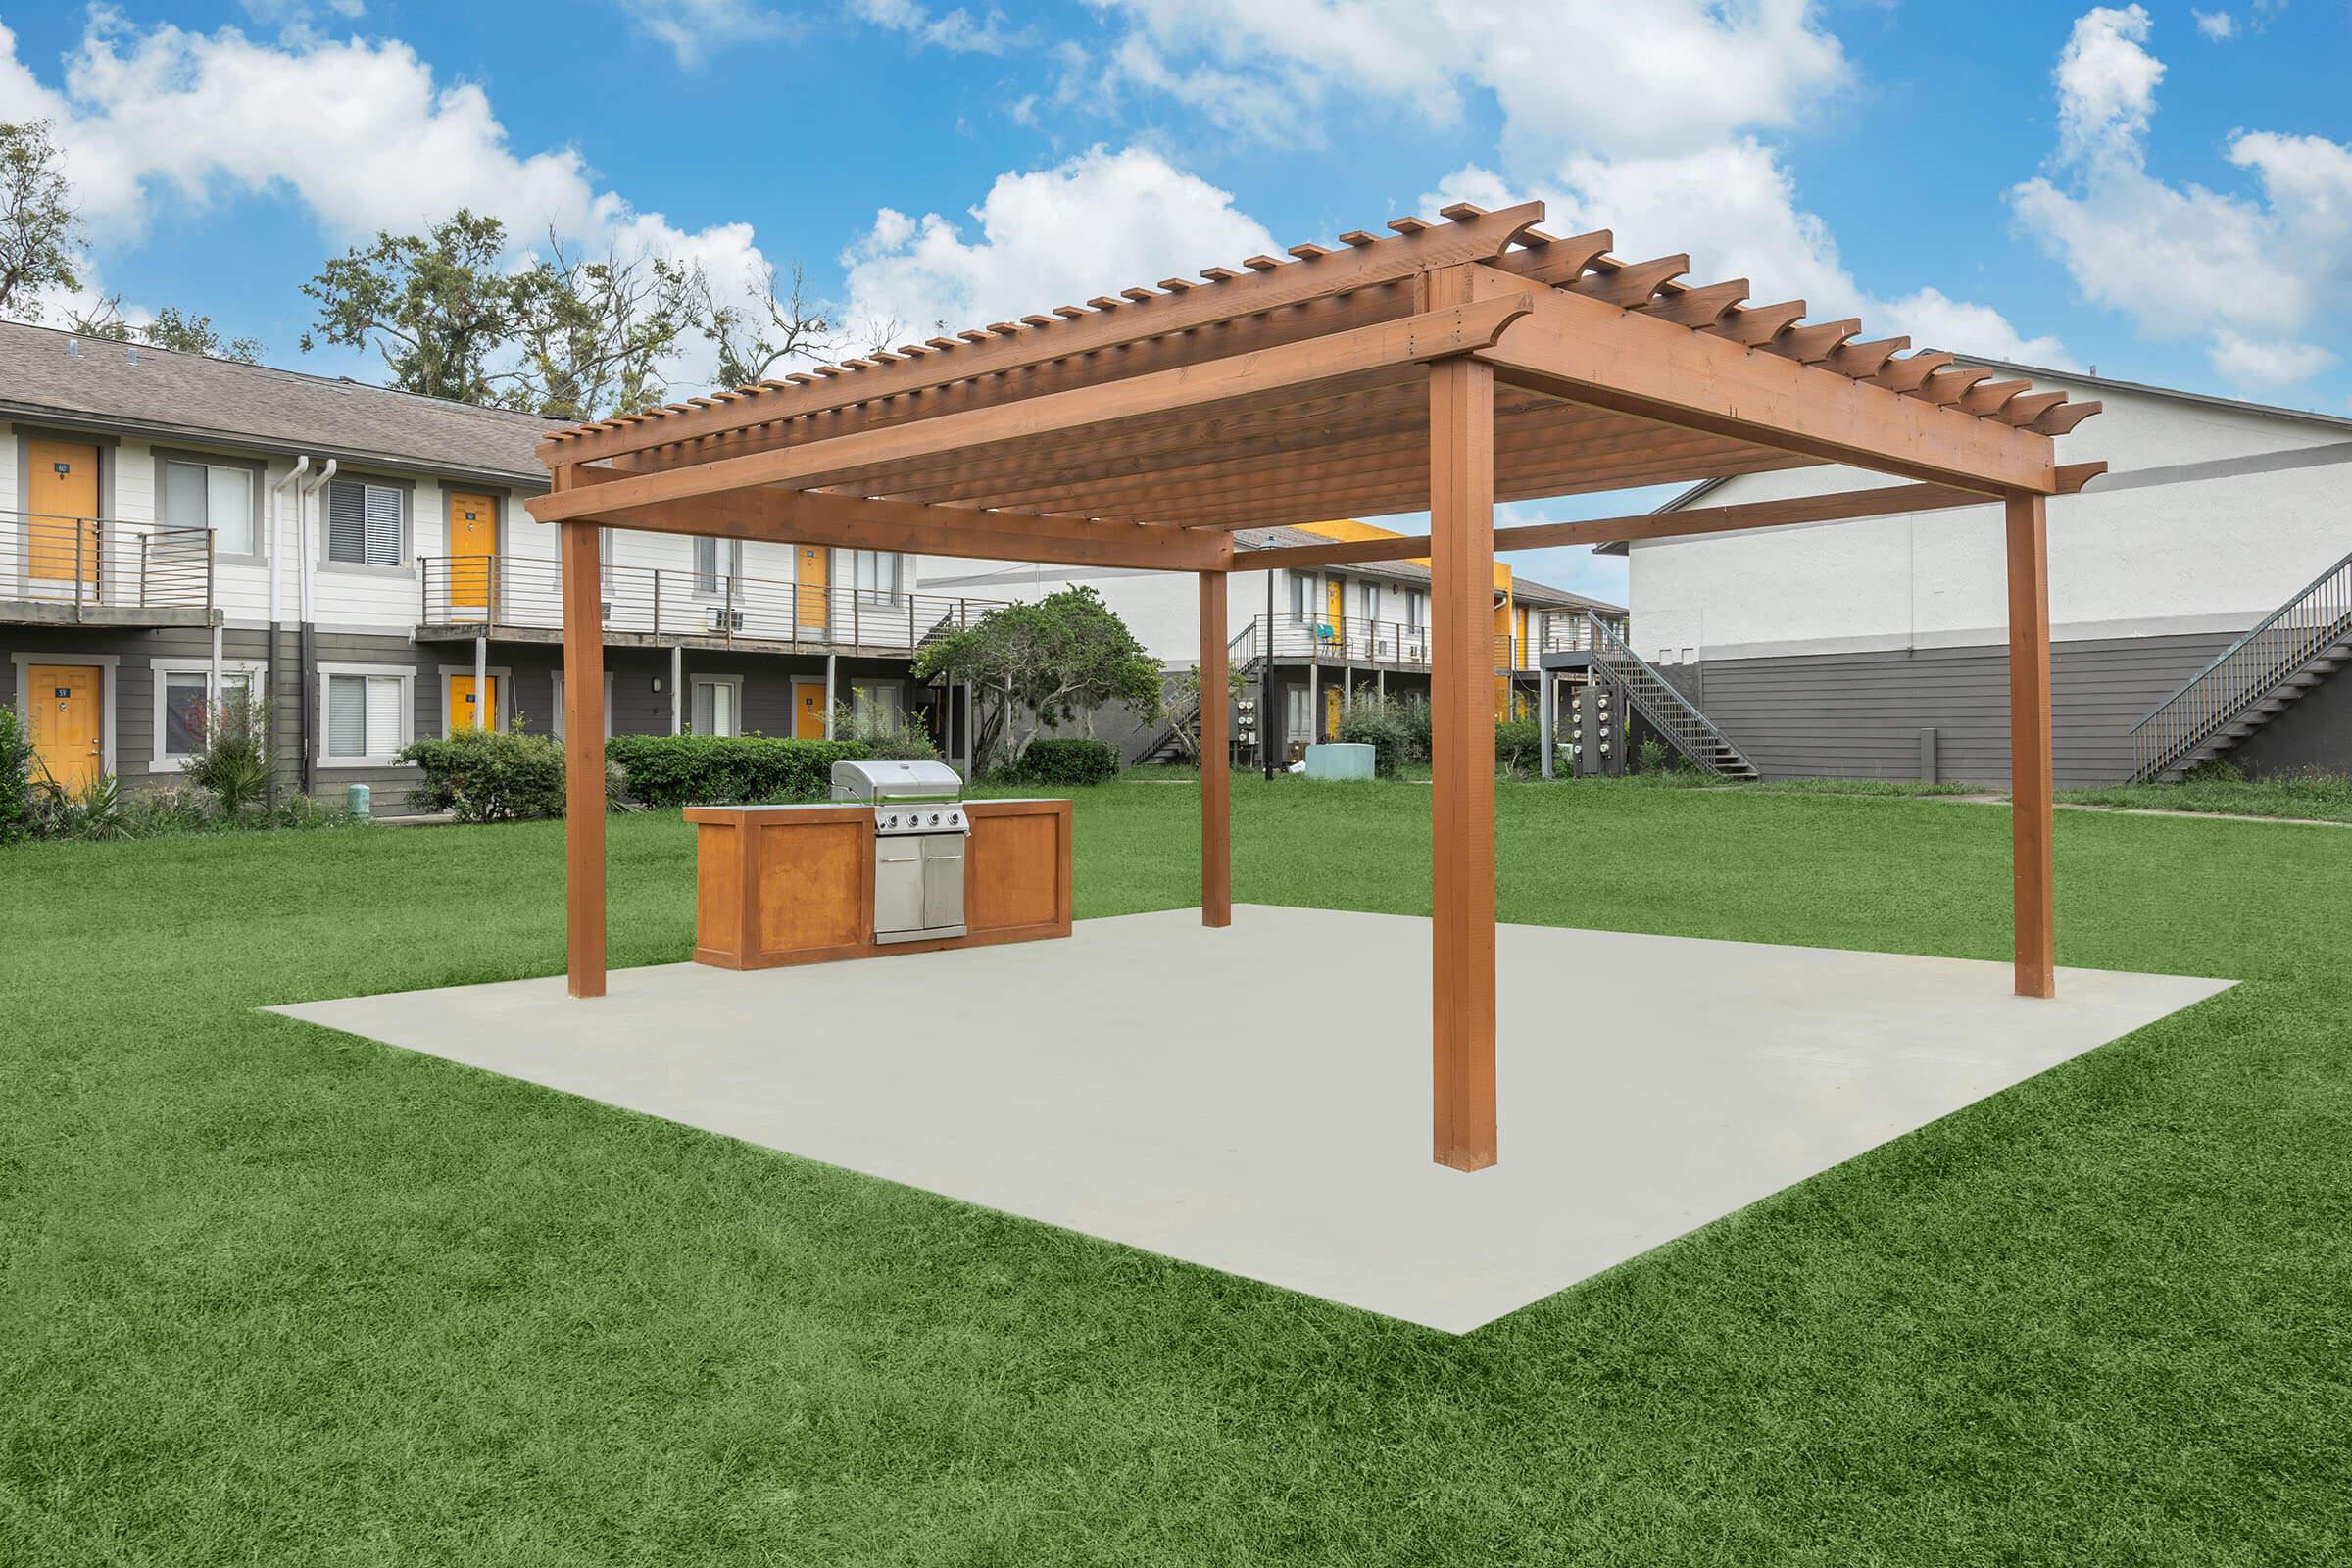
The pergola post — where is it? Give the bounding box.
[560,515,608,999]
[2005,492,2056,998]
[1199,572,1232,927]
[1428,337,1499,1172]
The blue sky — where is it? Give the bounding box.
[2,1,2345,599]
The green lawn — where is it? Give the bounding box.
[4,779,2347,1564]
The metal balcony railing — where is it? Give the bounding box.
[2130,546,2352,781]
[1250,613,1553,670]
[417,554,1004,654]
[1,510,214,617]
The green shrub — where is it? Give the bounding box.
[1337,692,1416,777]
[0,707,29,843]
[403,726,568,822]
[1401,695,1432,763]
[1005,737,1119,787]
[1495,716,1545,777]
[180,689,271,815]
[606,734,869,807]
[26,772,131,841]
[1636,736,1669,776]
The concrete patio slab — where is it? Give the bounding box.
[270,906,2230,1334]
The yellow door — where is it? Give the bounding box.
[793,680,826,739]
[26,664,102,790]
[26,440,101,584]
[1324,574,1345,630]
[1323,680,1343,739]
[447,491,497,614]
[450,674,498,733]
[798,544,828,627]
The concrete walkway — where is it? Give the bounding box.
[271,906,2230,1333]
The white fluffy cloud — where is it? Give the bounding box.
[1426,143,2071,366]
[851,0,1027,55]
[1082,0,1848,165]
[2192,9,2236,40]
[624,0,793,68]
[2009,6,2352,387]
[0,14,796,392]
[840,145,1276,338]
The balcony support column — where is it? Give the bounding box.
[670,644,683,735]
[474,635,489,731]
[560,514,608,1000]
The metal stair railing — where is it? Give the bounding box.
[1583,612,1756,777]
[1140,620,1263,762]
[2130,546,2352,781]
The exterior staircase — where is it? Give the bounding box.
[1133,620,1267,764]
[2131,547,2352,782]
[1583,612,1760,779]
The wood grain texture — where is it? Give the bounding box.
[1199,573,1232,927]
[559,511,607,998]
[683,800,1071,968]
[1425,267,1500,1172]
[2005,492,2058,999]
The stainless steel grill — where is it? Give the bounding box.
[831,760,969,944]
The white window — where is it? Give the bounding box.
[1405,590,1427,628]
[151,659,264,769]
[690,675,742,737]
[1285,686,1313,741]
[849,681,905,725]
[321,669,411,761]
[1287,572,1311,620]
[160,458,257,556]
[849,549,904,601]
[694,535,741,594]
[324,479,406,567]
[549,672,615,740]
[1360,582,1380,623]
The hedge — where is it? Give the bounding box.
[403,728,569,822]
[606,734,869,807]
[1005,737,1120,787]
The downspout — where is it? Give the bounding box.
[269,457,311,807]
[297,459,338,796]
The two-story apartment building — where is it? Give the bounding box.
[921,518,1626,763]
[1,321,992,809]
[1608,362,2352,786]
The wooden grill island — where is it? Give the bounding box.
[528,200,2102,1173]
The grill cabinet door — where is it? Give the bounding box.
[919,833,966,932]
[874,839,925,938]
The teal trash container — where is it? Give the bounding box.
[1302,743,1376,780]
[345,783,370,818]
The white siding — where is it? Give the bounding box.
[1627,383,2352,662]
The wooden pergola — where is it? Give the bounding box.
[528,200,2102,1172]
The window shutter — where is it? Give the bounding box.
[326,483,366,564]
[326,674,367,756]
[162,461,208,529]
[363,485,403,566]
[366,675,404,756]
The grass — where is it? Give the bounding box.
[2059,765,2352,824]
[4,777,2348,1564]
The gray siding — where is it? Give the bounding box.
[1677,631,2246,788]
[2234,661,2352,777]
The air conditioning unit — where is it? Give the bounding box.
[710,607,745,631]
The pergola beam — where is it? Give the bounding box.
[527,299,1533,524]
[1471,270,2062,495]
[542,468,1234,572]
[539,204,1546,467]
[1225,464,2110,570]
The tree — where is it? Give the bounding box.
[506,232,700,422]
[0,120,83,322]
[912,586,1160,768]
[302,209,527,404]
[1152,662,1251,765]
[694,258,901,389]
[66,297,263,363]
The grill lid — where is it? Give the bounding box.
[831,759,963,803]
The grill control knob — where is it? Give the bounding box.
[885,814,898,828]
[949,812,960,826]
[928,812,941,825]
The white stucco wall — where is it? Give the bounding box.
[1627,379,2352,661]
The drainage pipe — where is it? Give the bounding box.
[267,458,310,807]
[296,459,338,795]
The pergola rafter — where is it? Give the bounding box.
[531,200,2100,1172]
